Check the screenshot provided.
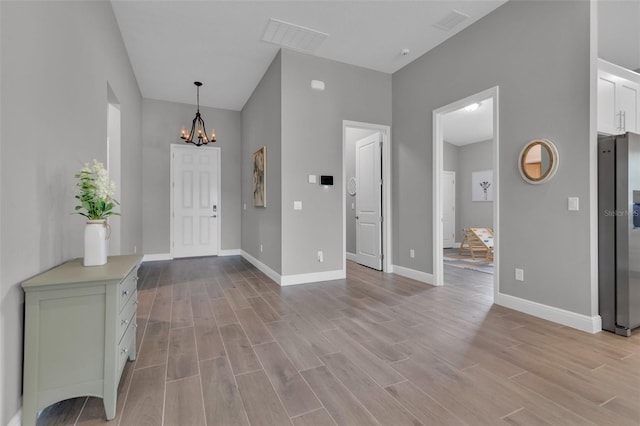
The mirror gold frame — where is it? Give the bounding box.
[518,139,559,185]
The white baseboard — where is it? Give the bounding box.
[392,264,435,285]
[142,253,173,262]
[144,250,240,262]
[8,408,21,426]
[241,251,345,286]
[495,292,602,334]
[280,269,346,286]
[346,252,357,262]
[241,250,282,284]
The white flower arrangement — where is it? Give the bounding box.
[74,159,119,220]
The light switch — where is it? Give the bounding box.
[351,203,355,210]
[308,175,317,184]
[294,201,303,210]
[568,197,579,211]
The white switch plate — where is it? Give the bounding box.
[351,203,355,210]
[317,250,323,262]
[243,203,247,210]
[568,197,579,211]
[308,175,317,184]
[515,268,524,281]
[260,244,263,253]
[410,249,415,258]
[294,201,303,210]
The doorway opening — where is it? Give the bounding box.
[433,87,499,300]
[342,121,392,273]
[107,84,121,255]
[170,144,221,258]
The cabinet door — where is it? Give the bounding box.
[598,73,619,135]
[619,81,639,133]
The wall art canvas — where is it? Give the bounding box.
[472,169,493,202]
[253,146,266,207]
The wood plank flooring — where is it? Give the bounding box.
[37,256,640,425]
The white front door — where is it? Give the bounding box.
[356,133,382,270]
[172,145,220,258]
[442,171,456,249]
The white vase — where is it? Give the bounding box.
[84,220,108,266]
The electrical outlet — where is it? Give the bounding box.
[317,250,323,262]
[515,268,524,281]
[410,249,415,258]
[133,245,137,254]
[260,244,263,253]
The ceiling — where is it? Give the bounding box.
[111,0,507,111]
[442,97,493,146]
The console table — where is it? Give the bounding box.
[21,254,143,426]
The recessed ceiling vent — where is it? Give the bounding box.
[262,18,328,53]
[433,10,470,31]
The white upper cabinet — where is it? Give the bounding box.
[598,59,640,135]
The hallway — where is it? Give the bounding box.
[37,256,640,425]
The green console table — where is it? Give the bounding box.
[21,254,143,426]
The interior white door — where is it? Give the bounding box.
[172,145,219,258]
[356,132,382,270]
[442,171,456,249]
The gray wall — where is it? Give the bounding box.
[458,140,494,236]
[345,127,379,255]
[598,0,640,71]
[241,53,282,273]
[280,50,392,276]
[443,140,494,241]
[0,1,142,423]
[392,0,593,315]
[142,99,241,254]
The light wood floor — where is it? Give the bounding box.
[37,256,640,425]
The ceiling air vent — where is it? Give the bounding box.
[262,18,328,53]
[433,10,470,31]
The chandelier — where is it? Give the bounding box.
[180,81,216,146]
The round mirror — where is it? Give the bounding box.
[518,139,559,184]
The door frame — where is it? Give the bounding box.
[432,86,499,300]
[342,120,392,273]
[170,144,222,259]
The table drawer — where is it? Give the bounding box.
[119,291,137,343]
[119,270,138,311]
[118,320,136,374]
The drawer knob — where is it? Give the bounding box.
[121,319,129,326]
[122,290,130,296]
[134,300,139,305]
[121,348,129,355]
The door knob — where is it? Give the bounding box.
[355,216,359,220]
[211,214,217,218]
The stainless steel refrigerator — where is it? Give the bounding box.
[598,132,640,336]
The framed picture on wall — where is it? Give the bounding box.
[253,146,266,207]
[472,169,493,202]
